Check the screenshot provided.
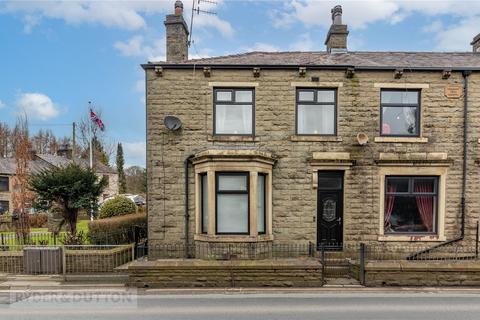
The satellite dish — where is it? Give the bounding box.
[356,132,369,146]
[164,116,182,131]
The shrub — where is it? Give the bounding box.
[28,214,48,228]
[98,196,136,219]
[88,213,146,245]
[60,231,87,245]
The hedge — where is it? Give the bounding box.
[98,196,137,219]
[88,213,146,245]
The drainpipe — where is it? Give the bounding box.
[184,154,195,254]
[408,70,471,259]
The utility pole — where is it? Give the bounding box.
[88,102,94,221]
[72,122,76,163]
[88,102,93,170]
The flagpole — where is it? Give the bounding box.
[88,102,93,170]
[88,101,93,221]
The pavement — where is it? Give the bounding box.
[2,288,480,320]
[2,276,480,319]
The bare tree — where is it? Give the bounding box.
[0,123,10,157]
[11,116,34,242]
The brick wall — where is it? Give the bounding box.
[146,68,480,248]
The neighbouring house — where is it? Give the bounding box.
[144,2,480,257]
[0,145,118,215]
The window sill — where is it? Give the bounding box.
[374,137,428,143]
[378,235,446,242]
[207,135,259,142]
[194,234,274,242]
[290,135,342,142]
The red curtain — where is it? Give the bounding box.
[415,182,434,232]
[384,184,396,228]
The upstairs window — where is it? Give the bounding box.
[296,88,336,135]
[384,176,438,234]
[0,176,8,192]
[214,88,254,135]
[381,90,420,136]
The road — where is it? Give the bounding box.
[2,290,480,319]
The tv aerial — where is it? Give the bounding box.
[189,0,217,47]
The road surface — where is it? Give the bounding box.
[1,290,480,319]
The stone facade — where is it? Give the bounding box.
[145,67,480,249]
[145,3,480,256]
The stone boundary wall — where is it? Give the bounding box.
[364,261,480,286]
[126,258,322,288]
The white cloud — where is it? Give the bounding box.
[432,16,480,51]
[0,100,5,109]
[123,141,146,167]
[16,93,60,121]
[134,79,146,104]
[114,35,165,61]
[1,1,167,31]
[275,0,480,30]
[245,42,280,52]
[290,34,317,51]
[2,0,233,37]
[423,20,443,33]
[271,0,480,51]
[194,15,234,38]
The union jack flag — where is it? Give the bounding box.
[90,109,105,131]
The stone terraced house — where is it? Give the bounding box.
[0,146,118,216]
[144,2,480,257]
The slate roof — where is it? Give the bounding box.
[146,51,480,69]
[0,155,115,175]
[36,154,116,174]
[0,158,52,175]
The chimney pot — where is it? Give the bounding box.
[174,0,184,15]
[332,5,343,25]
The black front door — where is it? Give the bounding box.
[317,171,344,249]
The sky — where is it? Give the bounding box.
[1,0,479,167]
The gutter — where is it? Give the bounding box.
[408,70,471,260]
[184,154,195,257]
[142,63,480,72]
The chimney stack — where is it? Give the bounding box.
[57,144,73,159]
[325,5,349,53]
[164,0,189,62]
[471,33,480,53]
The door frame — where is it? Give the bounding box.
[317,170,344,250]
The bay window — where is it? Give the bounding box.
[380,90,420,136]
[214,88,254,135]
[384,176,438,234]
[193,149,274,240]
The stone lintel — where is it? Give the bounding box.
[312,152,351,161]
[378,152,448,161]
[191,148,275,166]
